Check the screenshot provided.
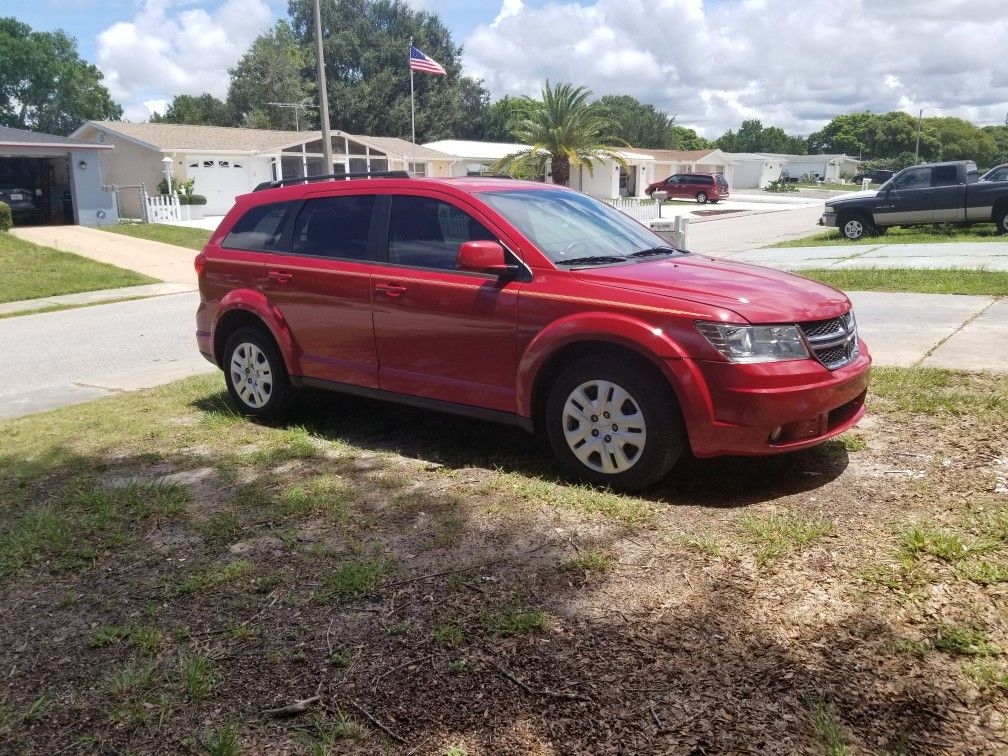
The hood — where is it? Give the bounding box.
[827,189,879,204]
[572,255,850,323]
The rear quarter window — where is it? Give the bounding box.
[222,202,296,252]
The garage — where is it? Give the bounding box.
[184,155,265,215]
[0,125,118,227]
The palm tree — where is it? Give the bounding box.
[492,81,627,187]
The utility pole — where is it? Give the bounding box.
[313,0,334,174]
[915,105,938,164]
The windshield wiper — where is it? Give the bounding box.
[628,246,685,258]
[557,255,629,266]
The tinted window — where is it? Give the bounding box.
[223,202,294,252]
[893,167,932,190]
[292,195,375,260]
[986,168,1008,182]
[932,165,959,187]
[387,196,495,270]
[715,174,729,187]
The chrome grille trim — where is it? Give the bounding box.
[799,311,858,370]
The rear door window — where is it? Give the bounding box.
[386,195,496,271]
[223,202,295,252]
[291,194,376,260]
[931,165,960,187]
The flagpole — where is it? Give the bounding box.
[409,38,416,171]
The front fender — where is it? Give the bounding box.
[515,311,690,417]
[213,289,303,376]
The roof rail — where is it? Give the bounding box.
[253,170,412,192]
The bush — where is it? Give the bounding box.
[0,201,11,231]
[176,194,190,205]
[189,194,207,206]
[766,178,797,193]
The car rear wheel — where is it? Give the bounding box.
[695,191,708,204]
[545,356,684,491]
[839,213,871,241]
[224,327,294,419]
[996,207,1008,235]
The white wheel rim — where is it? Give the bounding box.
[845,220,862,238]
[230,342,273,409]
[562,380,647,475]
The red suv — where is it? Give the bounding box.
[645,173,729,203]
[196,173,869,490]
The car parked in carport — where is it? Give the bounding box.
[197,173,869,490]
[0,185,40,224]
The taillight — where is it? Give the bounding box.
[194,253,207,276]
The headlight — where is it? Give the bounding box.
[823,205,836,214]
[695,322,810,363]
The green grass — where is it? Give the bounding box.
[931,624,998,656]
[955,560,1008,585]
[798,268,1008,296]
[769,223,1002,248]
[181,652,216,700]
[740,512,834,566]
[103,222,211,251]
[484,609,548,637]
[870,367,1008,418]
[558,548,614,573]
[0,295,152,320]
[896,522,994,563]
[964,660,1008,692]
[0,232,155,303]
[204,723,240,756]
[321,558,386,600]
[806,697,851,756]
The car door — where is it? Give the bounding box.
[873,166,933,225]
[661,175,681,198]
[263,192,381,388]
[930,164,964,222]
[212,200,290,303]
[371,192,520,412]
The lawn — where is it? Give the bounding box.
[799,267,1008,296]
[0,232,155,304]
[1,367,1007,752]
[104,222,212,251]
[769,223,1004,248]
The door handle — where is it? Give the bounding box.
[267,270,293,283]
[375,283,407,297]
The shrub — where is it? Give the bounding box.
[189,194,207,206]
[177,194,190,205]
[766,177,797,193]
[0,201,11,231]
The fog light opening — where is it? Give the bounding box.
[769,426,784,444]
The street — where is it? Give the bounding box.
[0,292,214,419]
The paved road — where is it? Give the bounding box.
[688,205,824,256]
[0,292,215,419]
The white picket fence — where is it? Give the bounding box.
[145,193,182,223]
[602,197,665,224]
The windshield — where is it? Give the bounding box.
[477,188,682,265]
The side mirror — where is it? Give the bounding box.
[457,240,513,276]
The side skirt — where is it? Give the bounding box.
[292,376,536,433]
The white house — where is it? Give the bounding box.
[71,121,454,217]
[768,153,861,182]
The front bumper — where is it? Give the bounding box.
[819,212,837,227]
[663,343,872,457]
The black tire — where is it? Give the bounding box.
[223,327,294,420]
[545,355,685,491]
[996,206,1008,235]
[695,191,708,204]
[838,213,871,241]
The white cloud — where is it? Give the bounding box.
[464,0,1008,137]
[97,0,273,120]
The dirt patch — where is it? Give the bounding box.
[1,379,1007,753]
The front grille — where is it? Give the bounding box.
[799,311,858,370]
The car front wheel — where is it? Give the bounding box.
[545,356,684,491]
[224,327,294,419]
[839,214,871,241]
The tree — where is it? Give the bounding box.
[715,119,806,154]
[492,81,626,187]
[150,94,235,127]
[667,125,710,151]
[596,94,677,148]
[0,17,121,135]
[483,96,522,142]
[923,116,999,166]
[808,112,877,156]
[286,0,489,141]
[227,21,312,131]
[981,124,1008,166]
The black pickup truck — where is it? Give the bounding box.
[820,160,1008,240]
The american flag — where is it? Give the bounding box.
[410,45,446,76]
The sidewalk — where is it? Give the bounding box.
[0,282,197,317]
[723,240,1008,271]
[11,225,198,284]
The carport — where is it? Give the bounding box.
[0,125,117,227]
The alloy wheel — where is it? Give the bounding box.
[230,342,273,409]
[562,380,647,474]
[844,219,863,239]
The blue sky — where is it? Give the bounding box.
[6,0,1007,137]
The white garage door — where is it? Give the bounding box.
[185,157,255,215]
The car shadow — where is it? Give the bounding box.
[192,386,851,509]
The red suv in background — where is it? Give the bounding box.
[645,173,729,203]
[196,173,869,490]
